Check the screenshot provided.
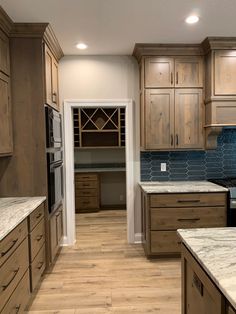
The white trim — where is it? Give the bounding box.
[63,99,135,245]
[134,233,142,243]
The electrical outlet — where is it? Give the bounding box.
[161,163,167,172]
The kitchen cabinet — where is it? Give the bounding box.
[45,44,59,111]
[145,88,203,150]
[0,29,10,76]
[75,173,100,212]
[141,190,227,257]
[50,205,63,263]
[227,305,236,314]
[145,56,203,88]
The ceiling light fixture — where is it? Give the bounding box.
[76,43,88,50]
[185,15,199,24]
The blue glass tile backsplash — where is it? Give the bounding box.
[141,128,236,181]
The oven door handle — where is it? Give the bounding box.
[51,161,63,169]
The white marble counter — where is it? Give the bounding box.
[178,228,236,310]
[0,197,46,241]
[140,181,228,194]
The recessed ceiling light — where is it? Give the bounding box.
[185,15,199,24]
[76,43,88,50]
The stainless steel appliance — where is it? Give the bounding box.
[47,150,63,214]
[45,106,62,148]
[208,178,236,226]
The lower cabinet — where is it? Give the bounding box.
[182,244,235,314]
[141,190,227,257]
[50,205,63,263]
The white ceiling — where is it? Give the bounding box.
[1,0,236,55]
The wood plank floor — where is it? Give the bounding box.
[27,210,181,314]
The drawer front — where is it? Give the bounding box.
[151,207,227,230]
[0,219,27,268]
[1,270,30,314]
[30,218,45,262]
[29,203,45,232]
[0,238,29,312]
[75,173,98,181]
[76,181,98,189]
[150,231,181,254]
[30,244,46,291]
[76,188,98,197]
[150,193,226,208]
[76,197,99,209]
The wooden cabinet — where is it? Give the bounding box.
[175,57,203,88]
[145,57,174,88]
[145,89,203,150]
[141,190,227,257]
[0,29,10,76]
[50,205,63,263]
[75,173,100,212]
[227,305,236,314]
[45,44,60,111]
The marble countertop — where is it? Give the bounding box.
[140,181,228,193]
[0,197,46,241]
[178,228,236,310]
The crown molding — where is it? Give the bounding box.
[201,37,236,54]
[0,6,13,35]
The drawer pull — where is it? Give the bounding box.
[178,218,200,222]
[36,235,44,241]
[2,268,20,291]
[37,261,44,270]
[193,272,203,296]
[177,200,200,203]
[15,304,21,314]
[36,212,42,219]
[1,239,18,257]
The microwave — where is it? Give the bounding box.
[45,106,62,149]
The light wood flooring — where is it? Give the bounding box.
[27,210,181,313]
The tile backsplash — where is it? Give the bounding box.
[141,128,236,181]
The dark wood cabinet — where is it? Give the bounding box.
[50,206,63,263]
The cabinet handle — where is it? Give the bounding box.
[193,272,203,296]
[176,72,179,84]
[52,92,57,103]
[1,239,18,257]
[171,134,174,146]
[176,134,179,146]
[178,218,200,222]
[56,212,60,217]
[177,199,200,203]
[36,235,43,241]
[36,212,42,219]
[2,268,20,291]
[37,261,44,270]
[171,72,173,85]
[15,304,21,314]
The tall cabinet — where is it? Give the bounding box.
[133,46,204,151]
[0,22,63,267]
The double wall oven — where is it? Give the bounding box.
[45,106,63,214]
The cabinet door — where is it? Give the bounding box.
[214,50,236,96]
[145,89,174,150]
[0,30,10,76]
[52,58,59,110]
[175,57,203,87]
[45,45,53,106]
[56,208,63,245]
[0,73,13,155]
[175,89,203,149]
[50,212,58,262]
[145,57,174,87]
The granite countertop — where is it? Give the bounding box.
[178,228,236,310]
[0,197,46,241]
[139,181,228,193]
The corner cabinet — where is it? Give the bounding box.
[135,49,204,151]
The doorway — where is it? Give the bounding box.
[63,99,135,245]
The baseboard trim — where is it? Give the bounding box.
[61,236,76,246]
[134,233,142,244]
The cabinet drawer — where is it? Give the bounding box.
[76,181,98,189]
[30,244,46,291]
[75,173,98,181]
[29,218,45,262]
[0,219,27,267]
[76,188,98,197]
[0,238,29,312]
[151,207,227,230]
[150,231,181,254]
[29,203,45,232]
[150,193,226,208]
[1,270,30,314]
[76,197,99,209]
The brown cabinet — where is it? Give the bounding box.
[175,57,203,88]
[0,29,10,76]
[45,44,59,111]
[75,173,100,212]
[50,205,63,263]
[141,190,227,257]
[145,57,174,88]
[145,88,203,150]
[227,305,236,314]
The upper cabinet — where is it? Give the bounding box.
[144,56,203,88]
[45,44,60,111]
[0,29,10,76]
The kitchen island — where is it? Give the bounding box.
[178,228,236,313]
